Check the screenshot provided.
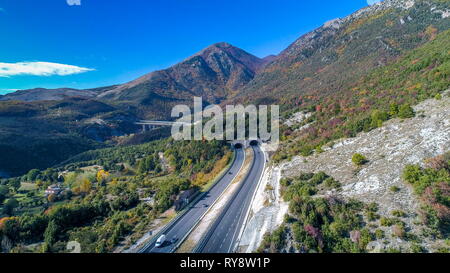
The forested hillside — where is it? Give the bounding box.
[237,0,450,107]
[0,139,230,253]
[274,27,450,162]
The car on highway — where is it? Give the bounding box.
[155,234,166,248]
[170,237,178,244]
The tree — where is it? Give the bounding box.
[137,155,157,174]
[352,153,368,166]
[389,103,399,116]
[370,110,389,128]
[42,168,58,182]
[79,179,92,194]
[27,169,41,181]
[8,178,21,192]
[0,185,8,204]
[47,193,57,203]
[398,104,415,119]
[3,198,19,216]
[96,170,110,185]
[44,220,59,246]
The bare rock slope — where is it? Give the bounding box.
[248,91,449,252]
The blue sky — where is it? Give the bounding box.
[0,0,378,94]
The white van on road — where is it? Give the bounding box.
[155,234,167,248]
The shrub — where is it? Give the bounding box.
[365,202,380,221]
[324,177,341,190]
[375,229,385,239]
[392,224,406,238]
[365,202,379,212]
[257,226,287,253]
[366,211,380,222]
[402,154,450,235]
[352,153,368,166]
[390,186,401,193]
[389,103,399,116]
[410,243,425,253]
[398,104,415,119]
[391,210,407,218]
[310,172,328,185]
[380,217,395,227]
[280,178,292,187]
[370,110,389,128]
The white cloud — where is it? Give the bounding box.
[67,0,81,6]
[0,61,94,77]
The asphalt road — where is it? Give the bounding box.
[197,145,265,253]
[142,147,245,253]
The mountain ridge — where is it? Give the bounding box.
[97,42,271,118]
[0,0,449,177]
[234,0,450,106]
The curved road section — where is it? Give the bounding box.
[196,145,265,253]
[142,147,245,253]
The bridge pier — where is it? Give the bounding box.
[142,124,157,132]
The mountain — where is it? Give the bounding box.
[0,86,117,102]
[233,0,450,161]
[0,97,140,177]
[0,43,269,176]
[98,42,270,119]
[2,43,269,120]
[235,0,450,106]
[1,0,449,178]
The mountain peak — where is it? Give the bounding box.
[210,42,234,48]
[98,42,266,116]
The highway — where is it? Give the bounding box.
[196,145,265,253]
[141,147,245,253]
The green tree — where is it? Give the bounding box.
[27,169,41,181]
[352,153,368,166]
[389,103,399,116]
[0,185,8,203]
[3,198,19,215]
[370,110,389,128]
[44,220,59,246]
[8,178,21,192]
[398,104,415,119]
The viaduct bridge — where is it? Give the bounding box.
[135,120,263,148]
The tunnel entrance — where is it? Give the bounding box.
[234,143,243,149]
[250,140,259,146]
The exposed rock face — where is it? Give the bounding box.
[284,111,313,127]
[280,91,450,252]
[238,165,289,253]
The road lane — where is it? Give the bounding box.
[142,147,245,253]
[198,145,265,253]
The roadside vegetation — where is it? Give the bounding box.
[0,139,230,253]
[402,152,450,238]
[258,172,374,253]
[274,29,450,162]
